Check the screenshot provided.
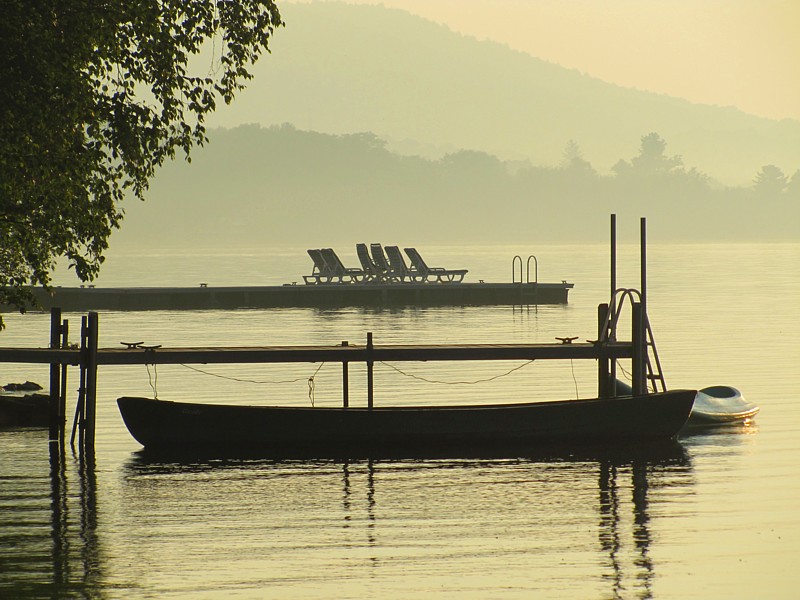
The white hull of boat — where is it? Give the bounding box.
[689,386,759,423]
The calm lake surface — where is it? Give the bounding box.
[1,242,798,598]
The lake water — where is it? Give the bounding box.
[1,241,799,598]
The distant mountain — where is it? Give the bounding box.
[113,124,798,249]
[205,2,800,187]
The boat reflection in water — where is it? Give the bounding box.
[123,441,694,599]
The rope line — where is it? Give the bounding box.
[178,362,324,385]
[146,363,158,399]
[378,360,534,385]
[570,359,579,399]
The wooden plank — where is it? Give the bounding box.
[93,342,633,365]
[0,348,82,364]
[0,341,633,366]
[0,342,633,365]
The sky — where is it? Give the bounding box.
[334,0,800,122]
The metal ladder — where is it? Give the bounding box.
[603,288,667,393]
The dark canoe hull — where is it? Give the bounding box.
[117,390,696,458]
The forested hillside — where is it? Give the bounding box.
[114,125,798,248]
[206,2,800,187]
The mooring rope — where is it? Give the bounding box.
[378,360,535,385]
[570,359,579,399]
[146,363,158,399]
[175,362,327,407]
[178,362,325,385]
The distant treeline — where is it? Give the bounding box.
[220,123,799,200]
[124,123,799,247]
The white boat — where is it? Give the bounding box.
[688,386,760,424]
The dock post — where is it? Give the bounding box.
[610,214,617,301]
[48,308,62,441]
[597,303,611,398]
[366,332,374,409]
[83,312,99,452]
[609,214,619,390]
[342,341,349,408]
[640,217,647,316]
[70,316,88,448]
[632,302,646,395]
[59,319,69,441]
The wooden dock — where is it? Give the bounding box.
[0,216,655,458]
[12,280,573,312]
[0,300,647,456]
[0,340,633,366]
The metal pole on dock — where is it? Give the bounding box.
[48,308,62,441]
[640,217,647,316]
[366,332,374,409]
[83,312,99,452]
[342,341,349,408]
[610,214,617,302]
[609,214,618,385]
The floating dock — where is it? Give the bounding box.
[17,281,573,312]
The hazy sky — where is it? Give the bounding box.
[330,0,799,122]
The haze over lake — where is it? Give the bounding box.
[2,1,799,598]
[112,1,799,251]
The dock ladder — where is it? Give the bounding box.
[602,289,667,393]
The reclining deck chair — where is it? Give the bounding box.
[370,243,405,283]
[404,247,468,283]
[384,245,424,283]
[356,243,383,282]
[303,249,335,284]
[320,248,366,283]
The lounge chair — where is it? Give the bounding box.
[303,249,335,284]
[370,243,404,283]
[384,245,424,283]
[356,243,383,282]
[404,247,468,283]
[320,248,366,283]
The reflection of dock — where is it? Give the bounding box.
[17,281,573,312]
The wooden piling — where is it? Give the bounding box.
[640,217,647,316]
[597,303,610,398]
[632,302,646,395]
[366,332,374,409]
[610,214,617,301]
[342,341,349,408]
[70,315,88,448]
[83,312,99,452]
[59,319,69,442]
[609,214,618,388]
[49,308,62,441]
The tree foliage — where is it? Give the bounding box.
[611,132,684,178]
[753,164,788,198]
[0,0,283,325]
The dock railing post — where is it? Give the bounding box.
[83,312,99,453]
[632,302,646,395]
[59,318,69,442]
[342,341,349,408]
[597,303,611,398]
[640,216,648,318]
[48,308,62,442]
[71,316,88,449]
[366,332,374,409]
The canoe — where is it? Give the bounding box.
[117,390,697,458]
[688,385,759,424]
